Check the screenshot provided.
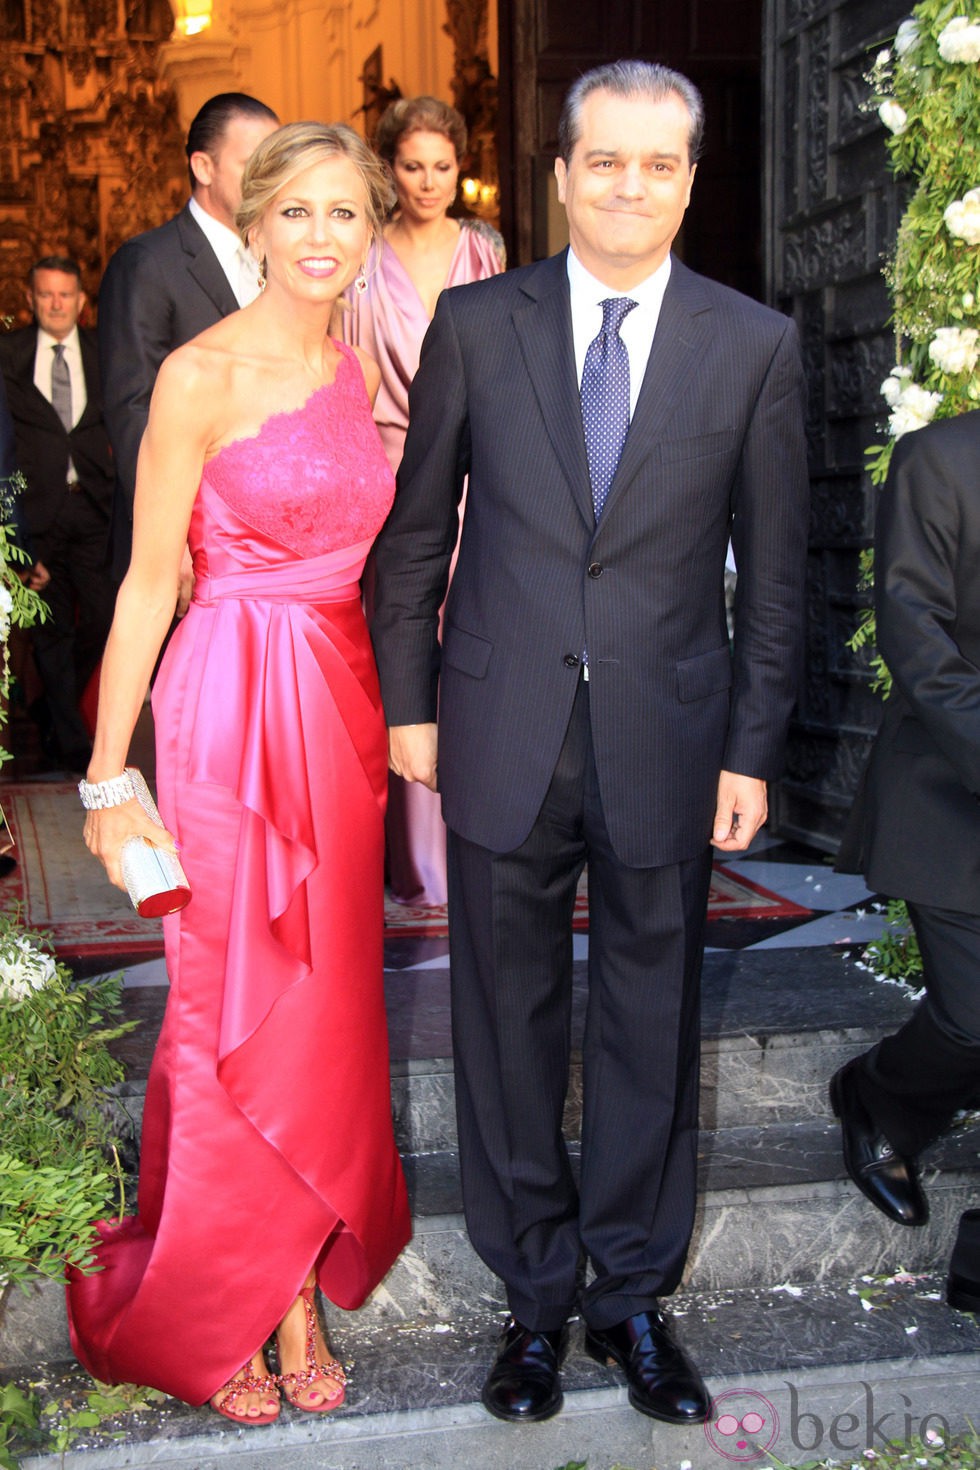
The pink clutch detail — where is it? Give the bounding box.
[119,770,192,918]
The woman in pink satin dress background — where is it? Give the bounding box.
[71,123,410,1425]
[344,96,505,907]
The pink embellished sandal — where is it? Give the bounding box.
[209,1354,280,1425]
[276,1285,346,1413]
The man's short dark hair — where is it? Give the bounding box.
[185,92,279,189]
[557,60,705,167]
[30,255,82,285]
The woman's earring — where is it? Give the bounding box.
[354,269,368,296]
[257,257,267,292]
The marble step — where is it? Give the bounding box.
[107,946,920,1156]
[6,1115,979,1372]
[8,1275,980,1469]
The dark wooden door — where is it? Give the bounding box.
[497,0,765,300]
[764,0,908,849]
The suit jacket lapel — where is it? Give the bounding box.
[75,329,102,428]
[598,259,713,524]
[511,252,595,528]
[12,327,64,432]
[176,205,240,318]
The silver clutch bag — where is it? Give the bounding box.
[119,769,192,917]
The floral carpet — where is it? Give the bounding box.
[0,780,812,956]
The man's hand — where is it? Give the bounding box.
[711,771,767,852]
[24,559,50,592]
[388,723,439,790]
[176,543,194,617]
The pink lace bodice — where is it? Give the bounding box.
[194,343,394,572]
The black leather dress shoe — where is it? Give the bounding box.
[584,1308,710,1424]
[829,1061,928,1227]
[481,1318,567,1422]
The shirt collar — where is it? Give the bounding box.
[37,325,81,354]
[188,194,244,270]
[566,247,672,311]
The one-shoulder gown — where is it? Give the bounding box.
[67,344,411,1405]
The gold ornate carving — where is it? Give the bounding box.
[0,1,184,319]
[444,0,499,225]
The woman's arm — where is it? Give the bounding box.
[84,348,218,887]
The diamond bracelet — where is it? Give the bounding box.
[78,771,138,810]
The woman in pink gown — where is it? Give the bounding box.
[344,96,504,906]
[68,123,410,1423]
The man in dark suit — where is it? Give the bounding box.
[371,60,809,1425]
[832,409,980,1314]
[0,256,116,770]
[98,91,278,583]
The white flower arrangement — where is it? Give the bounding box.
[894,17,921,55]
[944,186,980,244]
[878,99,909,133]
[928,325,980,375]
[937,15,980,62]
[0,931,57,1000]
[880,367,944,437]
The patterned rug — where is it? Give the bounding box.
[383,856,811,937]
[0,781,811,956]
[0,781,165,958]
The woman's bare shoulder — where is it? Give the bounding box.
[348,343,381,401]
[156,334,234,399]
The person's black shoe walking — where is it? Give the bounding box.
[830,1060,928,1226]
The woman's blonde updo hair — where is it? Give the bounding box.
[236,121,396,250]
[373,96,468,167]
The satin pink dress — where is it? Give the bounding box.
[345,221,504,906]
[67,344,411,1405]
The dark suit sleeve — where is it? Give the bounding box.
[371,292,471,724]
[0,367,34,561]
[875,424,980,794]
[724,316,810,778]
[0,369,15,483]
[99,238,175,509]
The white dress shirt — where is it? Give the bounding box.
[188,195,260,307]
[34,325,87,425]
[566,248,672,418]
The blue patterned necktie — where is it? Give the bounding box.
[580,296,638,520]
[51,343,73,431]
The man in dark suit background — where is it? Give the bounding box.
[832,409,980,1313]
[372,60,809,1426]
[98,91,278,585]
[0,256,115,770]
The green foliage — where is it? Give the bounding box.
[0,1376,168,1467]
[0,1383,39,1470]
[0,914,137,1290]
[862,896,923,984]
[40,1380,167,1459]
[0,470,48,766]
[875,1,980,372]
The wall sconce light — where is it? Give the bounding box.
[461,176,500,216]
[172,0,213,37]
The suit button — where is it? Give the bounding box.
[588,562,603,578]
[563,653,580,668]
